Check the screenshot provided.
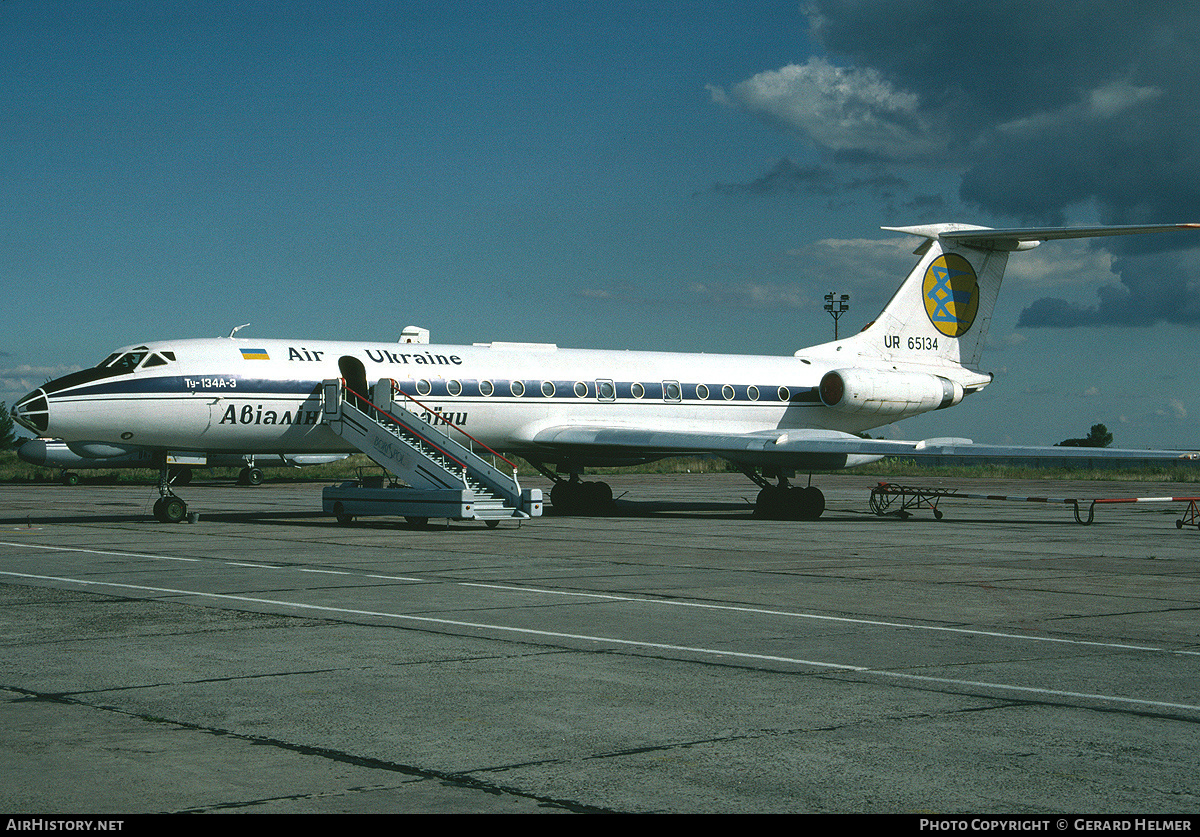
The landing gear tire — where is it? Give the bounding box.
[153,496,188,523]
[333,502,355,525]
[754,486,788,519]
[61,472,79,486]
[754,485,825,520]
[551,480,614,515]
[800,486,825,520]
[239,467,264,486]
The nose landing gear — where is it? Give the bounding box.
[151,460,189,523]
[153,495,188,523]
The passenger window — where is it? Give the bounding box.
[479,380,494,397]
[597,380,615,401]
[663,381,681,402]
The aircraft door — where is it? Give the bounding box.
[338,356,369,406]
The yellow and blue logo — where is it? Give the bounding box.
[239,348,270,360]
[923,253,979,337]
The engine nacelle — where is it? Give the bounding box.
[819,368,964,416]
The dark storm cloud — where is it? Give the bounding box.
[803,1,1200,220]
[707,158,910,201]
[717,1,1200,326]
[1018,249,1200,327]
[708,159,838,196]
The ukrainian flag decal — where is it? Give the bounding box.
[922,253,980,337]
[240,348,270,360]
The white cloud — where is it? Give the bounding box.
[985,332,1027,351]
[1004,239,1118,290]
[999,81,1163,136]
[786,235,916,288]
[687,281,811,310]
[0,365,79,392]
[710,58,942,161]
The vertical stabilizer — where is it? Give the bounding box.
[822,222,1200,373]
[811,223,1015,373]
[854,228,1009,370]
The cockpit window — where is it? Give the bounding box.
[109,352,148,373]
[39,346,169,397]
[90,346,175,374]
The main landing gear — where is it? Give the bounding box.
[529,461,826,520]
[551,477,614,515]
[529,463,614,515]
[747,471,826,520]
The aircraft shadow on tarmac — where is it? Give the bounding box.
[2,500,1104,528]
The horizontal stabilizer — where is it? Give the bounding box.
[884,223,1200,252]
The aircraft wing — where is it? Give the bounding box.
[526,426,1199,469]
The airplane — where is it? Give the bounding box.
[16,437,348,486]
[11,222,1200,523]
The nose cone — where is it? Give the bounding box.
[12,389,49,435]
[16,438,49,466]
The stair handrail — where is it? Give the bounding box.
[340,380,472,483]
[379,379,522,482]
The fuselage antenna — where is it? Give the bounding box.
[227,323,251,338]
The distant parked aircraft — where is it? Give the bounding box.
[17,438,346,486]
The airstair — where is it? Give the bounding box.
[319,378,541,526]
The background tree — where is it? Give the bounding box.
[1056,423,1113,448]
[0,402,16,450]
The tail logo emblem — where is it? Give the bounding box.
[923,254,979,337]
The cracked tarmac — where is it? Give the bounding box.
[2,474,1199,813]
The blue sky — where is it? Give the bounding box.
[3,1,1198,448]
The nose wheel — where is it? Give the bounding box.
[238,466,264,485]
[152,460,189,523]
[153,496,188,523]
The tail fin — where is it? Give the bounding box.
[831,222,1200,372]
[853,224,1009,371]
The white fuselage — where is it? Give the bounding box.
[26,336,951,463]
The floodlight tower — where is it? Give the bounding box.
[824,292,850,339]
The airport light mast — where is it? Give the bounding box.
[825,292,850,339]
